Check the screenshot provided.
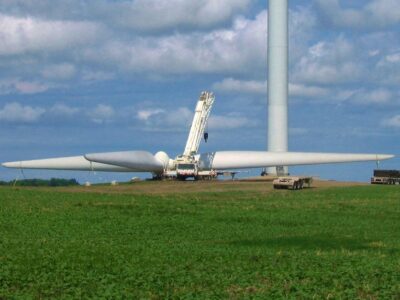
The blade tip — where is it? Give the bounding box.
[2,162,18,168]
[378,154,395,160]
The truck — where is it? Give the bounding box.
[163,163,216,180]
[176,163,197,180]
[371,170,400,185]
[273,176,313,190]
[173,162,216,180]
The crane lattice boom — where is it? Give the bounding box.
[183,91,215,157]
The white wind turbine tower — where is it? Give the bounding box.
[267,0,289,175]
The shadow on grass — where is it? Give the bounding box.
[229,235,373,251]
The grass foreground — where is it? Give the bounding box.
[0,183,399,298]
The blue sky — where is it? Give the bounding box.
[0,0,399,182]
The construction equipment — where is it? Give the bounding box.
[183,91,214,157]
[169,91,216,180]
[371,170,400,185]
[273,176,313,190]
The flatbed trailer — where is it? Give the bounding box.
[371,170,400,185]
[273,176,313,190]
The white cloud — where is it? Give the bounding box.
[375,49,400,85]
[49,104,80,117]
[88,104,115,124]
[0,6,335,86]
[14,81,49,94]
[292,37,364,84]
[208,114,256,130]
[289,127,309,136]
[164,107,193,127]
[385,53,400,63]
[213,78,329,99]
[289,7,317,60]
[213,78,267,95]
[81,70,115,82]
[137,109,165,121]
[365,0,400,27]
[289,83,329,98]
[0,14,103,56]
[0,102,45,123]
[315,0,400,30]
[369,50,380,57]
[107,0,251,32]
[0,2,397,117]
[0,79,49,95]
[83,10,268,75]
[213,76,398,105]
[134,106,193,132]
[382,115,400,128]
[135,106,255,132]
[0,102,85,124]
[335,89,360,102]
[350,89,394,104]
[0,0,251,32]
[308,42,326,58]
[41,64,76,80]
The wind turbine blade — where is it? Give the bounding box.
[85,151,164,172]
[2,156,133,172]
[198,151,394,170]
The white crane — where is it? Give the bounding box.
[169,91,215,179]
[183,91,215,157]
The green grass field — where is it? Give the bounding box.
[1,184,399,299]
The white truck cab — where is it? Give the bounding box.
[176,163,198,179]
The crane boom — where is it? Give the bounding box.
[183,91,215,157]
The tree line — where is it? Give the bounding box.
[0,178,80,187]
